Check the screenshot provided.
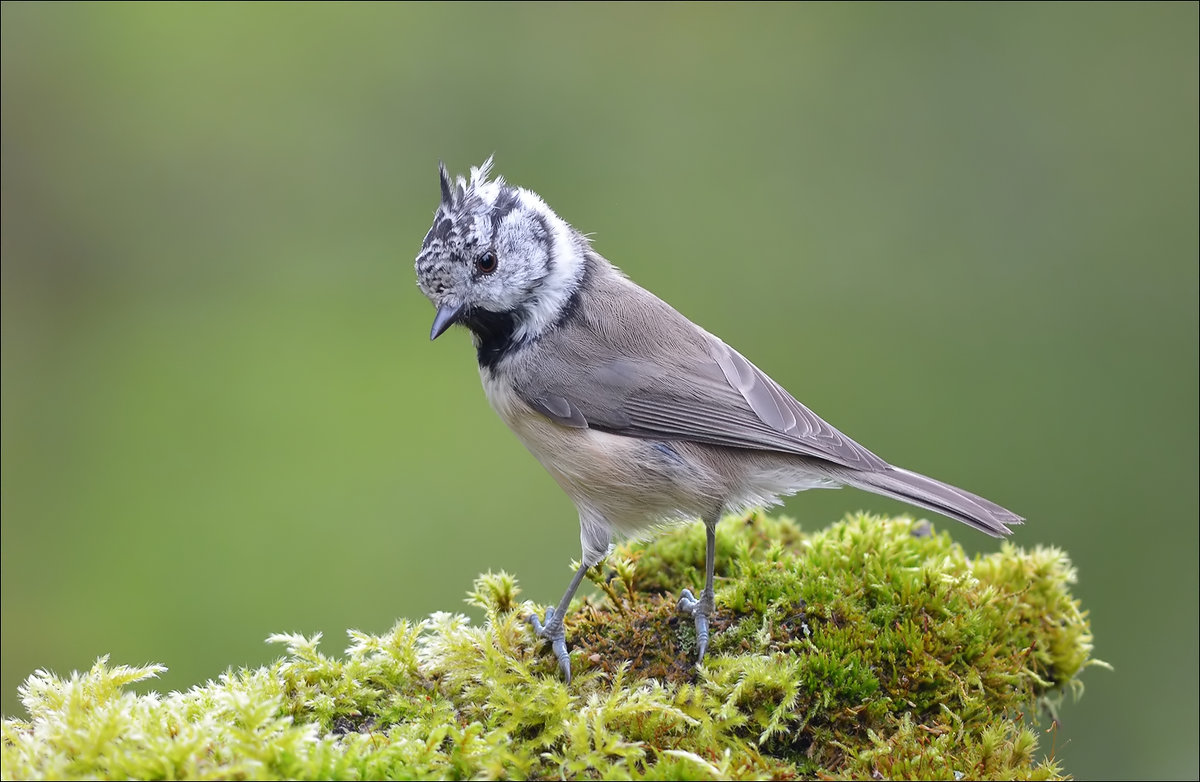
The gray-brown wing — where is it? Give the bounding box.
[517,316,888,472]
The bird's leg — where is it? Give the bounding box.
[677,515,718,662]
[527,561,590,683]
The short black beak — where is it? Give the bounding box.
[430,301,465,340]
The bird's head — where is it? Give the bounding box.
[415,158,584,348]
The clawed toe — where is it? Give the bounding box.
[676,588,714,663]
[527,608,572,683]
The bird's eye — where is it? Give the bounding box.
[476,249,498,275]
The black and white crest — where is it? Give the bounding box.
[416,156,516,282]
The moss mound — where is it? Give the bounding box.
[1,512,1100,780]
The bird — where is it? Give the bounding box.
[414,157,1023,683]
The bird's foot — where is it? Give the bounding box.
[677,588,715,662]
[527,607,572,683]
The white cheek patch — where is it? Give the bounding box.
[510,189,584,343]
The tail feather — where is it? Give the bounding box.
[842,466,1023,538]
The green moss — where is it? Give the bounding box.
[1,512,1103,780]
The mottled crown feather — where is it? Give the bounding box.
[437,155,503,213]
[417,156,527,276]
[438,161,455,206]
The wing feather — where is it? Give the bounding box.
[510,277,888,472]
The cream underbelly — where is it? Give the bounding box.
[481,371,838,537]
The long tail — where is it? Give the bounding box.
[840,466,1024,538]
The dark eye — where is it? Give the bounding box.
[476,249,498,275]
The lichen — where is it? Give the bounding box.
[1,512,1102,780]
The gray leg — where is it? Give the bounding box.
[677,514,718,662]
[527,561,590,683]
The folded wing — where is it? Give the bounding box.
[517,303,888,472]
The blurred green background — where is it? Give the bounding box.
[2,3,1196,778]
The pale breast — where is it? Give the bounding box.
[479,367,728,533]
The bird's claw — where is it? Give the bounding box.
[677,588,713,662]
[527,607,572,683]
